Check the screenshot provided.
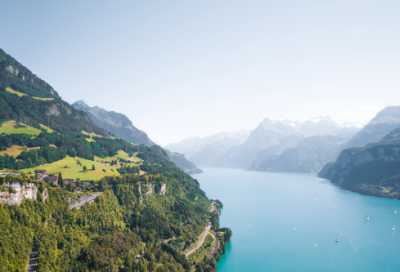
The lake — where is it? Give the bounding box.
[194,168,400,272]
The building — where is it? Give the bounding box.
[64,179,76,185]
[47,176,58,184]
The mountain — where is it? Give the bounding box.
[0,48,229,271]
[72,100,202,175]
[249,133,305,170]
[342,106,400,149]
[336,126,362,140]
[211,118,296,168]
[318,108,400,200]
[72,100,154,145]
[165,130,251,166]
[210,116,345,169]
[255,135,345,173]
[0,49,109,137]
[165,149,203,174]
[297,116,342,137]
[318,142,400,199]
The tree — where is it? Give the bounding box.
[92,165,95,171]
[83,165,87,172]
[58,172,64,188]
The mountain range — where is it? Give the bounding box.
[167,116,361,172]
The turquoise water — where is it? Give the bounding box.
[193,168,400,272]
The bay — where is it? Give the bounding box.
[194,168,400,272]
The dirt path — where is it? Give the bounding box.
[185,222,212,258]
[69,192,102,209]
[207,232,220,259]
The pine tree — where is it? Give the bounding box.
[58,172,64,187]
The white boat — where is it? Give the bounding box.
[249,225,251,228]
[367,217,370,221]
[395,210,397,214]
[393,225,395,231]
[293,228,295,232]
[314,244,317,247]
[335,238,338,242]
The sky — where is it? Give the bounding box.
[1,0,400,145]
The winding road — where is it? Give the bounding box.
[185,222,212,258]
[207,232,220,259]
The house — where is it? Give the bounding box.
[35,173,48,181]
[84,180,92,188]
[47,176,58,184]
[38,169,47,175]
[64,179,76,185]
[101,160,110,164]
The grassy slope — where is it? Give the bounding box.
[20,156,123,180]
[5,87,54,101]
[0,120,42,136]
[94,150,143,163]
[0,145,40,157]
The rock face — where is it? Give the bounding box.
[72,100,154,145]
[255,135,345,173]
[165,150,203,175]
[0,182,47,205]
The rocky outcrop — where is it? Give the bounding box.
[160,183,167,195]
[0,182,47,205]
[46,104,60,116]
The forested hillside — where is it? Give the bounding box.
[0,48,230,272]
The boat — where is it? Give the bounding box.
[395,210,397,214]
[314,244,317,247]
[367,217,370,221]
[293,228,295,232]
[335,238,338,242]
[249,225,251,228]
[393,225,395,231]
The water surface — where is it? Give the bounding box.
[194,168,400,272]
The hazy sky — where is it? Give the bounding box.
[2,1,400,145]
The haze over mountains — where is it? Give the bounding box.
[167,116,361,171]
